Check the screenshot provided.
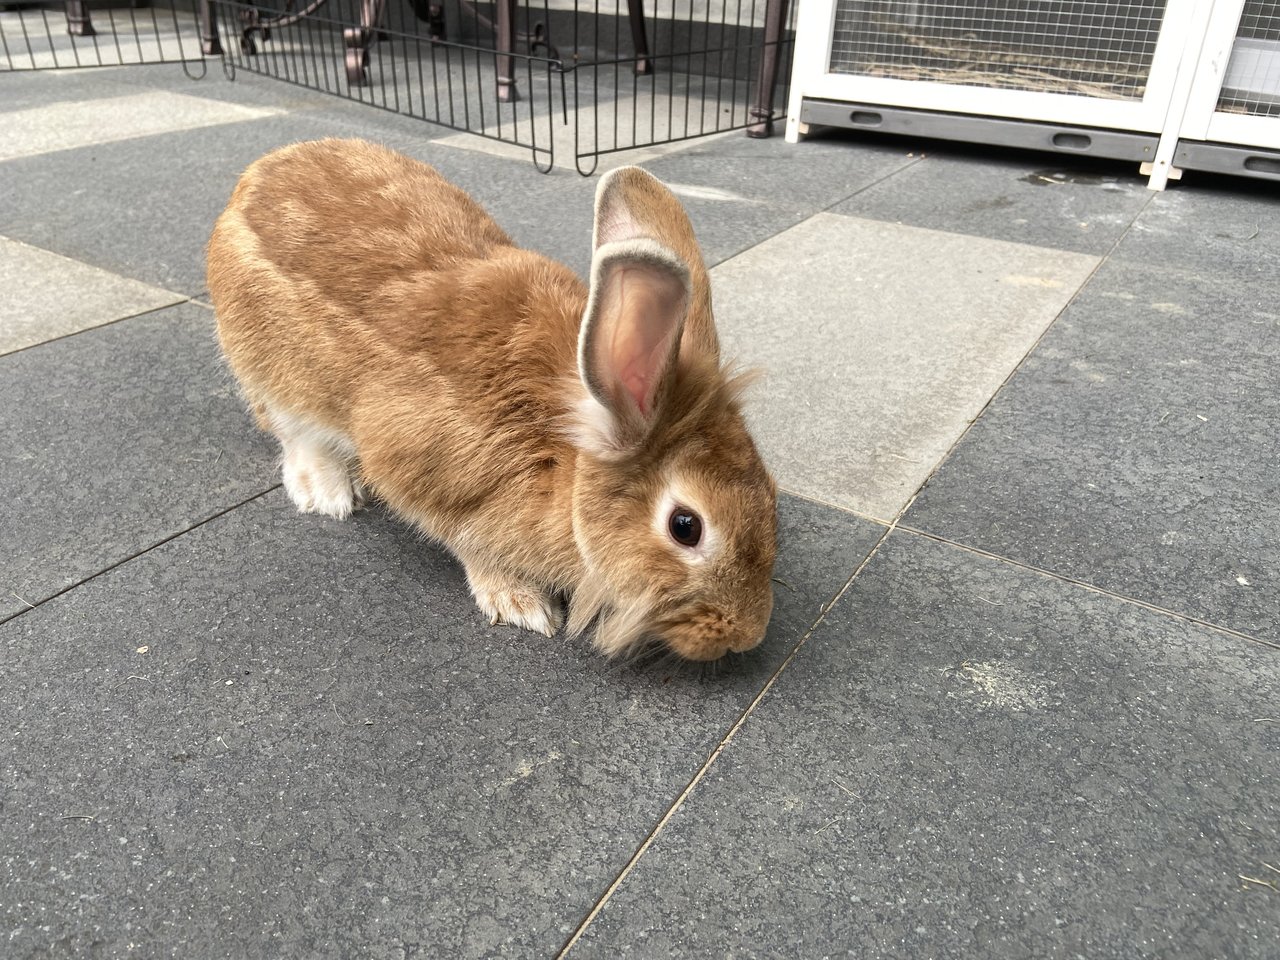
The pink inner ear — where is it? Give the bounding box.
[603,264,685,416]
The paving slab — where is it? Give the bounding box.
[0,66,150,112]
[0,89,283,161]
[573,531,1280,959]
[1112,180,1280,283]
[709,212,1100,520]
[0,490,882,959]
[641,126,916,210]
[0,110,572,295]
[833,147,1153,254]
[0,236,184,354]
[905,250,1280,641]
[0,302,276,621]
[0,99,761,301]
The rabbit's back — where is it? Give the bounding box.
[207,139,538,427]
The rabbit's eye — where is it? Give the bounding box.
[668,509,703,547]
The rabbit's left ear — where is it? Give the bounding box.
[576,170,693,453]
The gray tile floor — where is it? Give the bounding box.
[2,61,1277,959]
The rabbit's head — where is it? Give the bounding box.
[565,167,779,661]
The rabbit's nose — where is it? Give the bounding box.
[727,629,765,653]
[727,585,774,653]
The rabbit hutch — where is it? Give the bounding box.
[785,0,1280,187]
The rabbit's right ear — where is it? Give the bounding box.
[592,166,720,366]
[576,170,693,455]
[576,242,690,455]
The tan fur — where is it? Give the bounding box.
[207,139,777,661]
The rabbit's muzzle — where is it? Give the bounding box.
[655,587,775,662]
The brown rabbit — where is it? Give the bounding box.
[207,139,777,661]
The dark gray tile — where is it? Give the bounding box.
[633,129,917,267]
[642,127,915,209]
[0,110,560,296]
[0,491,882,959]
[905,255,1280,641]
[0,66,149,111]
[1112,181,1280,283]
[833,147,1152,254]
[0,302,275,620]
[575,532,1280,959]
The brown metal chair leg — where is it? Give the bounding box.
[65,0,95,36]
[747,0,791,138]
[199,0,223,55]
[496,0,520,102]
[626,0,652,75]
[345,0,387,85]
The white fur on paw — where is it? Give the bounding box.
[282,449,357,519]
[473,583,563,637]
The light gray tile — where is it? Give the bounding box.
[1,90,283,161]
[0,237,184,354]
[711,212,1099,520]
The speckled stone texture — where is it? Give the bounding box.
[833,146,1153,254]
[0,492,882,959]
[0,237,183,354]
[0,303,276,621]
[573,531,1280,959]
[0,108,590,296]
[5,57,1278,960]
[709,212,1099,520]
[906,194,1280,641]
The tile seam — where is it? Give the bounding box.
[895,523,1280,653]
[896,187,1159,516]
[0,485,281,628]
[556,514,904,955]
[556,179,1162,952]
[0,297,199,359]
[706,155,926,270]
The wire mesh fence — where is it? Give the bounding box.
[0,1,206,71]
[1,0,795,171]
[828,0,1167,100]
[212,0,564,169]
[1218,0,1280,118]
[211,0,795,172]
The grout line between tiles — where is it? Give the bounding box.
[895,524,1280,653]
[706,155,926,270]
[777,486,893,528]
[0,485,281,628]
[558,511,905,956]
[0,296,199,359]
[896,186,1159,512]
[557,168,1158,951]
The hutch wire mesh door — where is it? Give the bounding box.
[1173,0,1280,180]
[786,1,1203,184]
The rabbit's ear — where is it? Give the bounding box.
[577,233,690,452]
[591,166,719,367]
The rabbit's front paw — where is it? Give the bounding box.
[282,446,358,519]
[466,567,563,637]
